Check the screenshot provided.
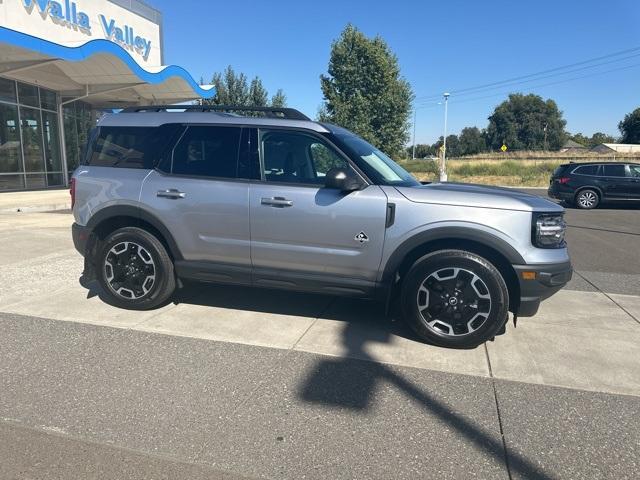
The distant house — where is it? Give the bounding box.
[560,139,589,153]
[591,143,640,154]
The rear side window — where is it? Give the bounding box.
[86,125,182,169]
[171,126,241,179]
[572,165,599,175]
[602,165,626,177]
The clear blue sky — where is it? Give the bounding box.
[151,0,639,144]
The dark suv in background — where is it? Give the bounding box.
[549,162,640,209]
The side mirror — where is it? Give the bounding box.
[324,167,364,192]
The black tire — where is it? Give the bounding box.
[401,249,509,348]
[575,189,599,209]
[96,227,176,310]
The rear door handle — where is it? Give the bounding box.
[157,189,185,199]
[261,197,293,208]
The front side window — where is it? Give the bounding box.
[602,165,626,177]
[261,130,349,185]
[629,165,640,178]
[330,131,419,186]
[171,126,241,179]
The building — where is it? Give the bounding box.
[0,0,214,192]
[591,143,640,154]
[560,139,588,153]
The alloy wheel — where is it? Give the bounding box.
[104,241,156,300]
[416,267,492,336]
[578,191,597,208]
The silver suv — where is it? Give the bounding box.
[71,105,572,348]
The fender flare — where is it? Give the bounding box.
[86,204,183,260]
[381,226,526,284]
[574,185,603,200]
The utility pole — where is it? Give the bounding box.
[440,92,450,182]
[412,108,417,160]
[543,123,548,152]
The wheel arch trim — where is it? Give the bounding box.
[381,226,526,284]
[85,205,184,261]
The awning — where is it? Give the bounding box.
[0,26,215,107]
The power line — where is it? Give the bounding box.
[414,45,640,102]
[434,61,640,107]
[414,51,640,106]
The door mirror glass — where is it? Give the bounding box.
[324,167,364,192]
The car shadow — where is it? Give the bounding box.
[78,276,549,478]
[78,275,423,343]
[297,320,554,480]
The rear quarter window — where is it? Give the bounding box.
[572,165,599,175]
[85,125,183,169]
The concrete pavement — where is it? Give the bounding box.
[1,200,639,478]
[0,188,70,213]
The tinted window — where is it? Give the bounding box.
[602,165,626,177]
[0,78,16,103]
[17,82,39,107]
[262,130,348,185]
[629,165,640,178]
[573,165,598,175]
[171,126,241,178]
[87,125,182,169]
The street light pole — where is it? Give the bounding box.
[440,92,450,182]
[412,108,417,160]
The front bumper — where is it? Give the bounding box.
[512,261,573,317]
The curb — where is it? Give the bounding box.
[0,203,71,213]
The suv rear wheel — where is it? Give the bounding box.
[401,249,509,348]
[96,227,176,310]
[575,189,599,209]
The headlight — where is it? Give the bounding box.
[532,213,566,248]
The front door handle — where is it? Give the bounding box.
[261,196,293,208]
[157,189,185,199]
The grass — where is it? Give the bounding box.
[398,155,639,187]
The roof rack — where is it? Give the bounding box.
[120,104,311,121]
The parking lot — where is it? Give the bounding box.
[1,189,639,479]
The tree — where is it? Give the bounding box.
[320,24,413,158]
[568,133,589,146]
[444,134,461,158]
[249,77,268,107]
[271,89,287,108]
[590,132,616,146]
[405,143,436,159]
[203,65,286,107]
[569,132,616,147]
[619,107,640,144]
[485,93,567,151]
[458,127,487,156]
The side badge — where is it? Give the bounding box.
[354,232,369,244]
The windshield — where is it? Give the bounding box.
[329,132,420,187]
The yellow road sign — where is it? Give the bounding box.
[501,144,507,152]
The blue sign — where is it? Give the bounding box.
[22,0,152,61]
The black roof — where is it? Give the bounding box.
[120,105,311,121]
[562,161,640,166]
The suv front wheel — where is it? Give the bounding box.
[96,227,176,310]
[401,249,509,348]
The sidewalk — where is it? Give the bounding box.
[0,189,70,213]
